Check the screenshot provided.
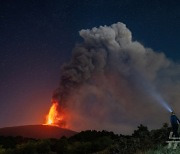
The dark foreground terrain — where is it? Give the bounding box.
[0,123,173,154]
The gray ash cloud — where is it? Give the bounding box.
[54,22,180,133]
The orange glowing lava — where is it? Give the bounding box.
[44,100,66,128]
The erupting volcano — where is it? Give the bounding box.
[44,99,67,128]
[0,98,74,139]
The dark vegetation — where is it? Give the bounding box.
[0,123,171,154]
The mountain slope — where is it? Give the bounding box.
[0,125,77,139]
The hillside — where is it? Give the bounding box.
[0,125,77,139]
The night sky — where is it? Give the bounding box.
[0,0,180,128]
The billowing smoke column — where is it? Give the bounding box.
[54,22,179,133]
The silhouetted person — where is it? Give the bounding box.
[170,112,180,137]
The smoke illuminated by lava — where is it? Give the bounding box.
[42,22,180,133]
[44,99,67,128]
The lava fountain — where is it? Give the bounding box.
[44,99,67,128]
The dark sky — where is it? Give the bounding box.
[0,0,179,127]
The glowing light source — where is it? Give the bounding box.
[44,99,66,127]
[134,71,173,112]
[150,92,172,112]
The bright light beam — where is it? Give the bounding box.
[150,90,172,112]
[133,70,173,112]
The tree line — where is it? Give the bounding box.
[0,123,171,154]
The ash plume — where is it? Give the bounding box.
[54,22,180,133]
